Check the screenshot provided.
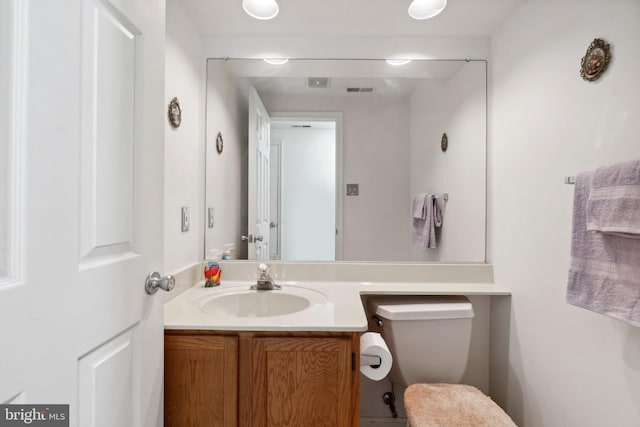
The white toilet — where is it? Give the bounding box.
[367,296,517,427]
[366,295,474,386]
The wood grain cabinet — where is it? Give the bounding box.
[165,331,360,427]
[164,334,238,427]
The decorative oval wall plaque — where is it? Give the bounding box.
[216,132,224,154]
[168,97,182,128]
[580,38,611,82]
[441,133,448,152]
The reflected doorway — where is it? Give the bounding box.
[269,115,340,261]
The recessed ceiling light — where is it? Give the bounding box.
[408,0,447,20]
[242,0,279,20]
[386,59,412,66]
[263,58,289,65]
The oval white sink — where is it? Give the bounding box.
[200,287,327,318]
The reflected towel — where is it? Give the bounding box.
[413,193,428,219]
[412,194,442,249]
[567,160,640,327]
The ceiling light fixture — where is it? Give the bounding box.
[242,0,279,20]
[386,59,412,66]
[408,0,447,20]
[263,58,289,65]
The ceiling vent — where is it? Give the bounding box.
[346,87,375,93]
[308,77,330,88]
[291,125,312,128]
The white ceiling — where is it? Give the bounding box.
[217,58,471,97]
[180,0,526,38]
[219,59,466,79]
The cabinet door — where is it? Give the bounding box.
[165,334,238,427]
[252,337,354,427]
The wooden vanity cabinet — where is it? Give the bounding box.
[164,334,238,426]
[165,330,360,427]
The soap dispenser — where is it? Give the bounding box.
[222,244,234,260]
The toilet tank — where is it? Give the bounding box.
[367,296,474,386]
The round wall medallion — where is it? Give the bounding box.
[216,132,224,154]
[441,133,448,152]
[168,97,182,128]
[580,38,611,82]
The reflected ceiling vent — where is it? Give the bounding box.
[346,87,375,93]
[291,125,312,128]
[308,77,330,88]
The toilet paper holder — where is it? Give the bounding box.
[361,354,382,368]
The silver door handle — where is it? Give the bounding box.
[255,235,264,242]
[145,272,175,295]
[242,235,254,243]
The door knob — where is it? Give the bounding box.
[145,272,175,295]
[255,235,264,242]
[242,235,254,243]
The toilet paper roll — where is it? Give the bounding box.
[359,332,393,381]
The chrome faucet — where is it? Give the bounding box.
[252,263,281,290]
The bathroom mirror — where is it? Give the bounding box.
[205,58,486,263]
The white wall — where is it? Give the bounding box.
[205,62,248,260]
[262,93,411,261]
[409,61,486,262]
[0,0,10,278]
[489,1,640,426]
[164,0,206,273]
[271,127,336,261]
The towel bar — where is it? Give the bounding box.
[435,193,449,201]
[564,176,576,185]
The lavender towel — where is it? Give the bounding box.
[412,193,443,249]
[413,193,428,219]
[567,160,640,327]
[586,160,640,238]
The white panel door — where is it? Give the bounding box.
[0,0,165,426]
[248,87,270,260]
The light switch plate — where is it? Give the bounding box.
[181,207,190,232]
[208,207,214,228]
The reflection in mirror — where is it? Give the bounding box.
[205,59,486,263]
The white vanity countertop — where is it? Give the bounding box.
[163,278,511,332]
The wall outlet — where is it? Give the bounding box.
[346,184,359,196]
[208,207,214,228]
[181,207,190,232]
